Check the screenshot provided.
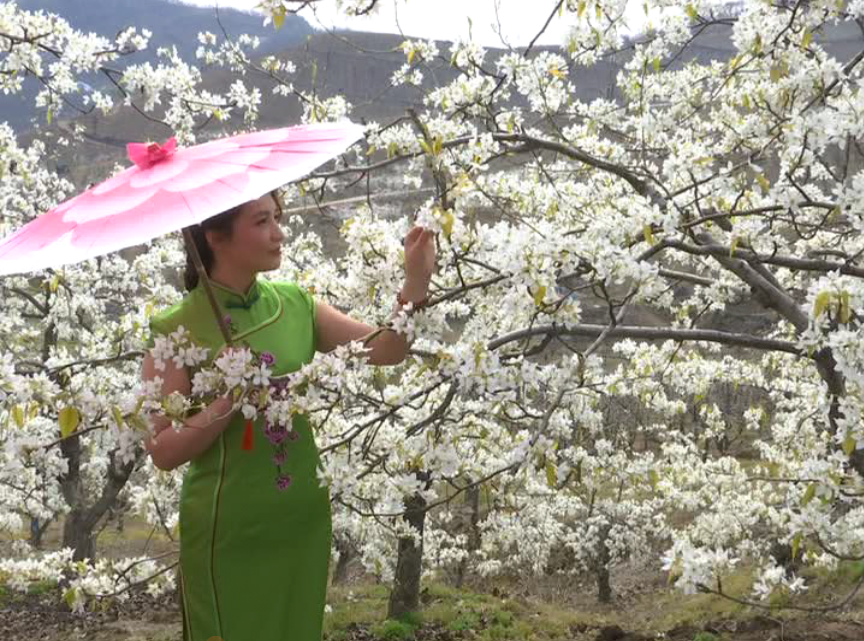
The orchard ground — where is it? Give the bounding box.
[1,517,862,641]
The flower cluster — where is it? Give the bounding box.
[141,327,316,491]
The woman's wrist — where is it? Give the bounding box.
[400,277,430,303]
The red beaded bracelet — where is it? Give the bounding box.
[397,289,429,312]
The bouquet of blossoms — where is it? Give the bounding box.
[135,324,373,491]
[138,325,309,490]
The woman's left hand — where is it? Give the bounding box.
[403,225,436,293]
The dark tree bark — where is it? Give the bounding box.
[58,437,139,563]
[594,524,612,603]
[453,482,481,589]
[28,515,54,549]
[387,471,431,620]
[331,534,355,586]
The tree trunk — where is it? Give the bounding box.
[28,515,54,549]
[387,485,428,620]
[595,524,612,603]
[454,482,481,589]
[59,434,139,563]
[331,535,354,586]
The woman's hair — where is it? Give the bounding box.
[183,189,284,291]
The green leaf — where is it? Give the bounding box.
[578,0,587,18]
[59,407,80,439]
[843,435,857,456]
[770,61,789,83]
[813,291,832,319]
[643,224,656,246]
[756,174,770,193]
[533,285,547,307]
[685,4,698,20]
[730,236,740,257]
[653,57,661,73]
[432,135,443,156]
[64,587,78,610]
[441,210,455,240]
[801,482,817,506]
[791,534,802,560]
[648,469,659,489]
[112,406,126,430]
[801,29,813,48]
[667,557,682,585]
[13,404,25,428]
[273,7,286,30]
[839,290,851,323]
[545,460,557,488]
[474,343,484,368]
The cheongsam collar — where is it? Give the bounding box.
[202,275,263,310]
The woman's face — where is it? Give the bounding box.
[208,193,285,275]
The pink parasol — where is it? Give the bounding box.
[0,121,365,344]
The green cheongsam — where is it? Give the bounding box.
[145,275,331,641]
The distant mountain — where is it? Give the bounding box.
[1,0,313,131]
[7,2,863,192]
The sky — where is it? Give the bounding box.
[173,0,652,47]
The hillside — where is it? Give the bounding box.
[1,0,313,132]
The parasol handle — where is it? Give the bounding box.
[181,227,233,346]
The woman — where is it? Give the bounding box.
[141,189,436,641]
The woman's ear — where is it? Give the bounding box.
[204,228,223,252]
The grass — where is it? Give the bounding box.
[371,618,419,640]
[319,559,864,641]
[0,568,859,640]
[323,580,596,641]
[644,569,753,631]
[3,515,864,640]
[0,577,57,607]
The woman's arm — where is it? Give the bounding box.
[315,280,428,366]
[141,353,236,471]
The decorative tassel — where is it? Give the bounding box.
[242,418,255,451]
